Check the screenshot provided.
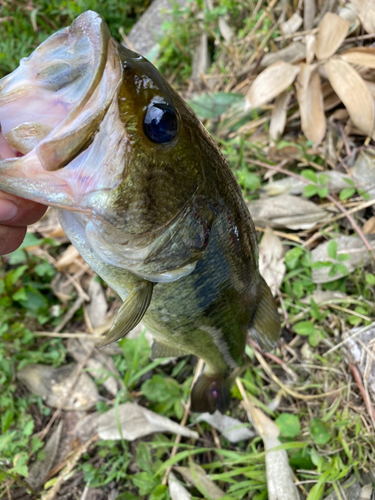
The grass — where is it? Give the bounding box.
[1,0,375,499]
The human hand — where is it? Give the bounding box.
[0,192,47,255]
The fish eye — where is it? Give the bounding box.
[143,101,178,144]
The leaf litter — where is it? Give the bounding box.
[2,0,375,499]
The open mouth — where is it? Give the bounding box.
[0,11,122,211]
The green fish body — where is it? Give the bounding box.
[0,11,280,413]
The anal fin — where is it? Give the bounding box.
[151,340,187,359]
[250,276,280,351]
[96,280,153,348]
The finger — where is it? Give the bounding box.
[0,192,47,226]
[0,225,27,255]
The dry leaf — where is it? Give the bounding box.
[344,326,375,399]
[259,226,285,295]
[270,90,290,140]
[191,33,210,83]
[246,62,300,109]
[218,17,232,43]
[260,42,305,69]
[350,0,375,34]
[98,402,199,441]
[67,338,123,397]
[304,0,316,30]
[301,290,348,304]
[174,463,225,499]
[341,48,375,69]
[247,194,328,230]
[296,64,326,143]
[27,421,63,488]
[55,244,80,271]
[280,12,303,36]
[17,364,98,410]
[322,81,341,111]
[169,472,192,500]
[325,57,375,136]
[315,13,349,60]
[197,410,255,443]
[240,400,300,500]
[305,34,316,64]
[363,216,375,234]
[352,149,375,199]
[311,235,375,283]
[262,170,349,197]
[338,3,358,23]
[86,277,108,328]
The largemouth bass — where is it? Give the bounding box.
[0,11,280,413]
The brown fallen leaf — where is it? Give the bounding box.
[325,57,375,136]
[296,64,326,143]
[27,421,63,489]
[174,463,225,499]
[97,402,199,441]
[17,364,98,410]
[245,61,300,109]
[341,47,375,69]
[67,337,123,397]
[259,226,285,296]
[237,380,300,500]
[363,216,375,234]
[55,244,81,271]
[86,277,108,329]
[280,12,303,36]
[168,471,192,500]
[260,42,305,69]
[350,0,375,34]
[315,13,349,60]
[352,149,375,199]
[247,194,328,230]
[311,235,375,284]
[197,410,255,443]
[269,90,290,140]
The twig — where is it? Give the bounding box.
[249,339,297,380]
[161,359,204,485]
[40,434,98,500]
[38,344,95,442]
[53,296,86,333]
[349,364,375,426]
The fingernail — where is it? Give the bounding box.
[0,200,18,221]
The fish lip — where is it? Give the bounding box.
[0,11,124,210]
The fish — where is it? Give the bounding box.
[0,11,280,414]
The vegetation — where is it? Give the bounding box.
[1,0,375,499]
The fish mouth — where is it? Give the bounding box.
[0,11,123,212]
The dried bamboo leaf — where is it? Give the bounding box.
[269,90,290,140]
[296,64,326,143]
[260,42,305,69]
[281,12,303,35]
[263,170,350,196]
[340,48,375,69]
[352,149,375,199]
[218,17,232,43]
[169,472,192,500]
[325,57,375,136]
[365,79,375,98]
[350,0,375,33]
[86,277,108,328]
[247,194,328,230]
[191,33,210,83]
[246,62,299,109]
[55,244,80,271]
[174,464,225,499]
[304,0,316,30]
[259,226,285,296]
[315,13,349,60]
[197,410,255,443]
[17,364,98,410]
[27,421,63,488]
[98,402,199,440]
[241,402,300,500]
[305,34,316,65]
[311,235,375,283]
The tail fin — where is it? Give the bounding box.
[190,373,231,414]
[250,276,280,351]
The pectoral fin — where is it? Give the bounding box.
[151,340,188,359]
[250,276,280,351]
[96,280,153,347]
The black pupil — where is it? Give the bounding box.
[143,103,177,143]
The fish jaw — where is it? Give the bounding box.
[0,10,123,211]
